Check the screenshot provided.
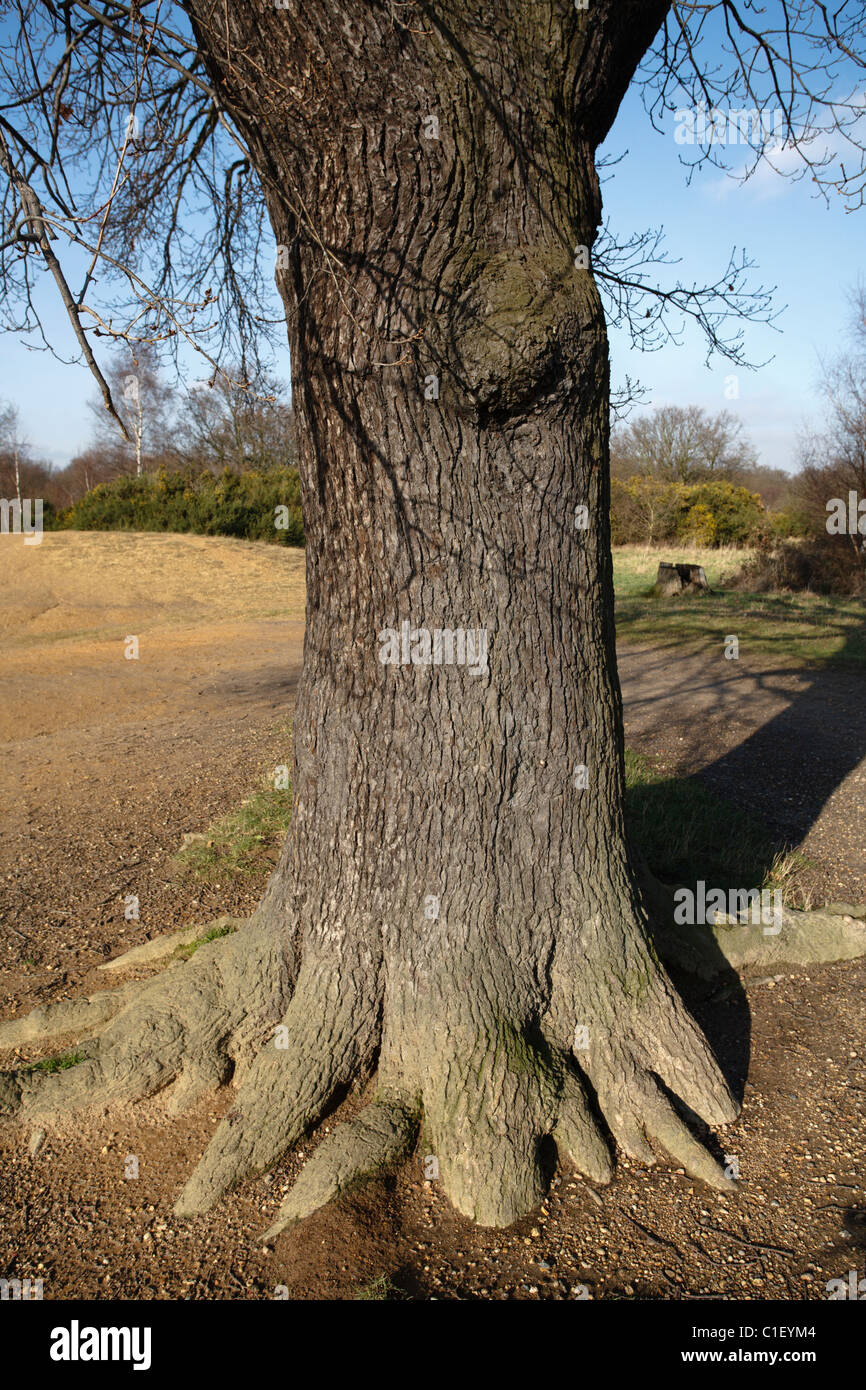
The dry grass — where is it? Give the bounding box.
[0,530,307,654]
[4,532,860,673]
[612,544,754,598]
[613,544,866,667]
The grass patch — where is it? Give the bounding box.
[175,736,292,881]
[354,1274,409,1301]
[624,747,817,905]
[24,1051,84,1074]
[613,545,749,598]
[613,546,866,668]
[174,923,237,959]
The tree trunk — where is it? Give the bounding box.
[1,1,744,1231]
[188,0,740,1225]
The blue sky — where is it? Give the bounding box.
[1,56,863,473]
[600,84,864,471]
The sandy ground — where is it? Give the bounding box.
[0,531,863,1301]
[0,532,305,1013]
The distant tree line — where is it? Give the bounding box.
[0,346,297,520]
[607,294,866,595]
[795,288,866,546]
[3,297,866,568]
[612,298,866,557]
[610,404,812,547]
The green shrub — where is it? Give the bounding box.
[611,475,764,547]
[765,507,813,539]
[677,480,764,546]
[610,476,684,546]
[677,501,717,547]
[54,465,304,545]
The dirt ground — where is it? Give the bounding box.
[618,645,866,904]
[0,531,864,1301]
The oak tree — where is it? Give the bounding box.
[1,1,865,1233]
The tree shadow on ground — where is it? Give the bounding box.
[623,610,866,1107]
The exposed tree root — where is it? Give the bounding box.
[710,904,866,972]
[418,1020,558,1227]
[261,1099,416,1241]
[2,890,865,1232]
[0,976,147,1050]
[0,915,289,1126]
[642,871,866,981]
[174,951,383,1216]
[552,1069,614,1185]
[545,900,741,1196]
[97,917,245,975]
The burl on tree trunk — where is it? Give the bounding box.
[2,2,865,1235]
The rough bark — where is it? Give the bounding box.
[4,1,863,1234]
[198,0,739,1225]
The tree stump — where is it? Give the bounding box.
[655,562,710,596]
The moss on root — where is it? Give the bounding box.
[23,1051,84,1075]
[174,923,237,960]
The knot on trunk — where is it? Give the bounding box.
[433,243,602,422]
